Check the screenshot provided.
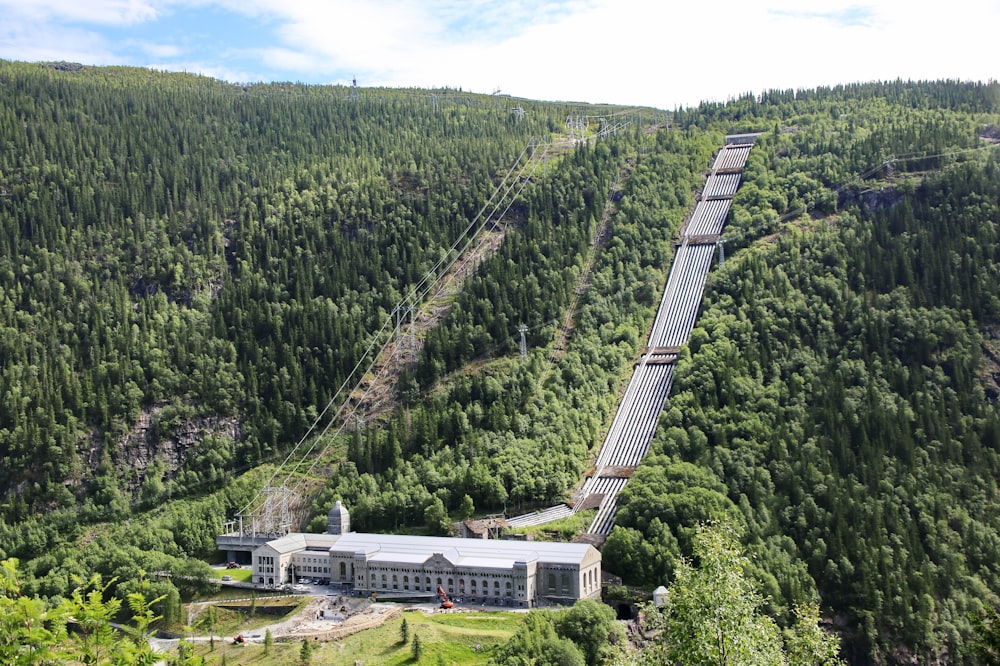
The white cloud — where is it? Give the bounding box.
[0,21,118,65]
[0,0,159,25]
[144,59,253,82]
[254,47,326,74]
[135,41,183,58]
[0,0,996,108]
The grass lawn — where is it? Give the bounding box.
[171,597,310,638]
[208,567,254,583]
[181,609,523,665]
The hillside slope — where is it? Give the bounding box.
[606,83,1000,664]
[3,63,1000,664]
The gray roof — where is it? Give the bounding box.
[260,532,341,555]
[325,532,597,569]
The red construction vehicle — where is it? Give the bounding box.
[437,586,454,609]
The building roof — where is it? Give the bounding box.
[261,532,342,555]
[324,532,597,570]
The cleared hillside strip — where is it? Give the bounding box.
[221,140,553,537]
[507,135,758,535]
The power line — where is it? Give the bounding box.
[232,137,556,526]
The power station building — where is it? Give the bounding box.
[250,503,602,608]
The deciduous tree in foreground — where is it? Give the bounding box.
[615,522,843,666]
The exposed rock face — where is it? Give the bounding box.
[41,61,85,72]
[838,185,904,212]
[112,404,241,496]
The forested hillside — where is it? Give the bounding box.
[0,61,560,520]
[0,60,705,602]
[3,61,1000,665]
[605,82,1000,664]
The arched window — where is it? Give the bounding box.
[339,562,347,579]
[547,573,556,592]
[561,573,570,593]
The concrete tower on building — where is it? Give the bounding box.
[327,500,351,535]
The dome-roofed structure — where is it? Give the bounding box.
[327,500,351,535]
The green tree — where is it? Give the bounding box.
[970,605,1000,665]
[459,494,476,521]
[424,497,450,536]
[0,558,68,665]
[623,522,785,666]
[173,641,205,666]
[554,599,624,666]
[412,633,423,662]
[300,637,313,664]
[492,611,586,666]
[200,604,219,652]
[784,603,844,666]
[112,576,168,665]
[618,523,842,666]
[401,615,410,644]
[64,573,125,665]
[264,628,273,655]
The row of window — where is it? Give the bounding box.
[260,556,593,598]
[358,574,525,596]
[545,572,573,595]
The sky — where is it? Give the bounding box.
[0,0,997,110]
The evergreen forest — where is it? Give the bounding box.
[2,59,1000,664]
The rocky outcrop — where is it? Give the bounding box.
[113,404,241,497]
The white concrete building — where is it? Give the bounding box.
[251,531,602,608]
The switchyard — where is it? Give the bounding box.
[509,133,760,537]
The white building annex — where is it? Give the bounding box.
[251,530,602,608]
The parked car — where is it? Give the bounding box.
[221,575,233,581]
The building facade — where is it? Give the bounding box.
[251,531,601,608]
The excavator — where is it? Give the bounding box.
[437,586,454,609]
